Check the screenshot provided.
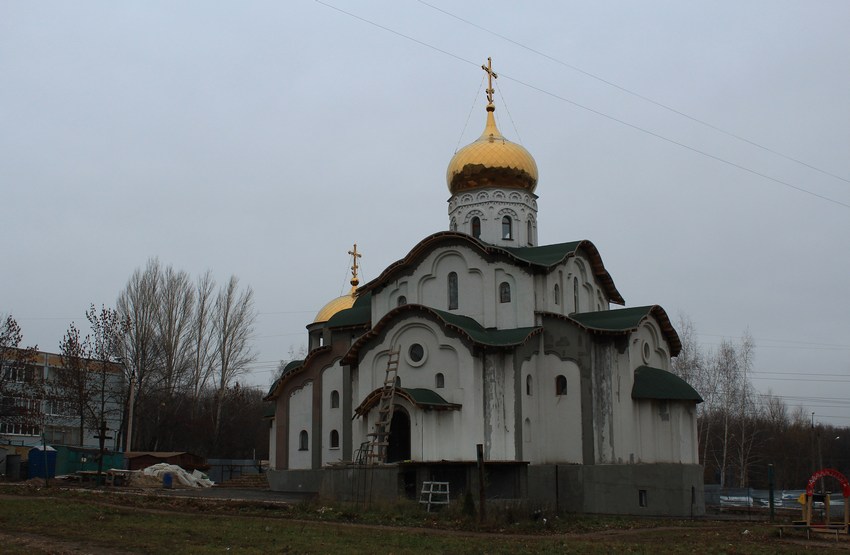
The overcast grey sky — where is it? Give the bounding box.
[2,1,848,423]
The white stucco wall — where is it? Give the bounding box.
[353,315,497,462]
[268,418,277,469]
[448,188,538,247]
[521,354,582,463]
[288,381,313,470]
[371,246,536,330]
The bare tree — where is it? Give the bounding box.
[57,322,94,446]
[188,270,216,415]
[671,315,720,467]
[86,305,130,482]
[0,315,39,435]
[155,266,194,396]
[211,276,257,446]
[116,258,161,450]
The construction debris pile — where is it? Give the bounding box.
[142,463,215,488]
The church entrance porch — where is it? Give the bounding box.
[387,406,411,463]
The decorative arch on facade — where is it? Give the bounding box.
[463,209,485,224]
[499,281,511,303]
[555,375,567,396]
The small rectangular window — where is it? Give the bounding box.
[639,489,648,508]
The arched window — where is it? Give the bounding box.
[554,284,560,306]
[573,277,579,312]
[471,216,481,239]
[397,295,407,307]
[526,375,533,396]
[329,429,339,449]
[435,372,445,388]
[555,375,567,396]
[527,220,533,245]
[524,418,532,443]
[450,218,457,232]
[298,430,309,451]
[330,390,340,409]
[499,282,511,303]
[448,272,458,310]
[502,215,513,240]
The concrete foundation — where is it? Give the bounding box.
[268,462,704,517]
[527,463,705,517]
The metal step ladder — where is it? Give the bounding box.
[419,481,450,512]
[366,348,400,464]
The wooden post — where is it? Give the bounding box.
[476,444,486,523]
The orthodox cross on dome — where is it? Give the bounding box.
[348,243,362,288]
[481,56,498,106]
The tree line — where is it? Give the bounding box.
[111,259,263,458]
[1,258,268,460]
[672,315,848,491]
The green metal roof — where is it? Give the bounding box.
[500,241,584,267]
[429,308,540,347]
[354,386,462,416]
[632,365,703,403]
[570,306,656,331]
[358,232,624,305]
[564,305,682,356]
[401,388,459,408]
[342,305,541,365]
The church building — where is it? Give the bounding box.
[266,61,704,516]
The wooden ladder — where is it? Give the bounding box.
[366,348,400,464]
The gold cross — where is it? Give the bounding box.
[348,243,362,287]
[481,56,498,105]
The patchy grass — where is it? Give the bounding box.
[0,485,832,554]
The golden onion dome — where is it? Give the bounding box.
[446,105,538,195]
[313,287,357,324]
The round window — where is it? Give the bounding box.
[642,341,651,363]
[407,343,426,367]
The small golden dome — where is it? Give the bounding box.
[446,106,538,195]
[313,287,357,323]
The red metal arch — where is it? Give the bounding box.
[806,468,850,497]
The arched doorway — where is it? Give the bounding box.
[387,406,411,463]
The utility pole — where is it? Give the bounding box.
[125,370,136,469]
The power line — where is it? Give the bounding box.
[697,333,850,350]
[415,0,850,187]
[314,0,850,210]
